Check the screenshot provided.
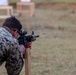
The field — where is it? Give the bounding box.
[8,0,76,3]
[0,1,76,75]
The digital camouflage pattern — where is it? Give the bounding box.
[0,27,24,75]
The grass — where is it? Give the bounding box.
[1,2,76,75]
[19,9,76,75]
[1,8,76,75]
[8,0,76,3]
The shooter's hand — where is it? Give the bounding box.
[20,45,25,58]
[26,42,32,49]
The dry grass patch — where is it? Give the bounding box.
[0,8,76,75]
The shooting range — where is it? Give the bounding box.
[1,0,76,75]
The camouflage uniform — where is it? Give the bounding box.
[0,27,24,75]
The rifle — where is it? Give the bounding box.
[18,30,39,75]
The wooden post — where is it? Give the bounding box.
[25,48,31,75]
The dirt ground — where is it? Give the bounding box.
[10,2,76,9]
[36,3,76,9]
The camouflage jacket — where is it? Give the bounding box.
[0,27,24,75]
